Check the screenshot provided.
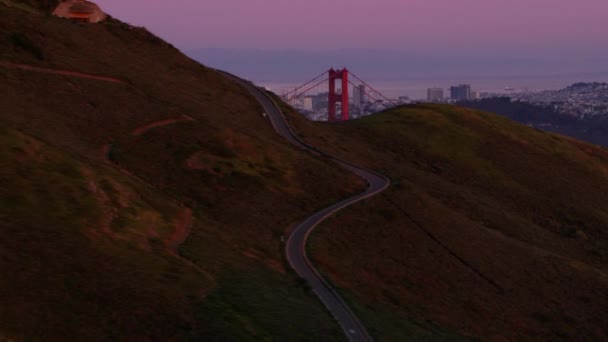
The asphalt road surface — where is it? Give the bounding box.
[221,71,390,342]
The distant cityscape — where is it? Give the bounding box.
[427,84,482,102]
[283,83,484,121]
[283,83,407,121]
[499,82,608,118]
[283,81,608,121]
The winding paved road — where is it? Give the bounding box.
[221,72,390,342]
[2,59,388,340]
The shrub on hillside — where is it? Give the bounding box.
[21,0,59,11]
[7,32,43,60]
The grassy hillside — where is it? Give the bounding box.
[283,103,608,341]
[4,1,606,341]
[0,2,363,340]
[0,127,212,340]
[0,0,56,14]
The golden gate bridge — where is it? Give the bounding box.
[281,68,398,122]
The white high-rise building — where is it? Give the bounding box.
[303,96,314,111]
[352,84,367,108]
[427,87,444,102]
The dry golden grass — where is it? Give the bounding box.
[283,103,608,340]
[7,1,606,339]
[0,2,363,340]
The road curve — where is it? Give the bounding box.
[220,71,390,342]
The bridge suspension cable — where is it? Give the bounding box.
[283,70,329,97]
[349,71,396,104]
[348,80,390,109]
[283,68,398,122]
[288,77,329,99]
[348,80,381,103]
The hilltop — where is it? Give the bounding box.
[281,103,608,340]
[463,97,608,146]
[0,2,362,340]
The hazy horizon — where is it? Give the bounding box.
[187,47,608,77]
[96,0,607,50]
[95,0,608,90]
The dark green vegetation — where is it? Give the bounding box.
[282,104,608,340]
[0,1,363,340]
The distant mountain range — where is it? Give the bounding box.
[187,48,608,83]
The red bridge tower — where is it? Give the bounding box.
[328,68,349,122]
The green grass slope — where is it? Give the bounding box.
[284,103,608,341]
[0,2,364,340]
[0,128,212,340]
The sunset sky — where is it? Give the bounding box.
[96,0,607,52]
[93,0,608,84]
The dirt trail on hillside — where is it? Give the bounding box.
[166,208,193,255]
[167,209,214,280]
[2,60,212,280]
[100,138,201,273]
[100,143,112,161]
[185,150,218,174]
[87,180,116,235]
[0,61,124,83]
[131,115,195,136]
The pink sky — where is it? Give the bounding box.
[96,0,607,52]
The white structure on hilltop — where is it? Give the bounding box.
[53,0,107,23]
